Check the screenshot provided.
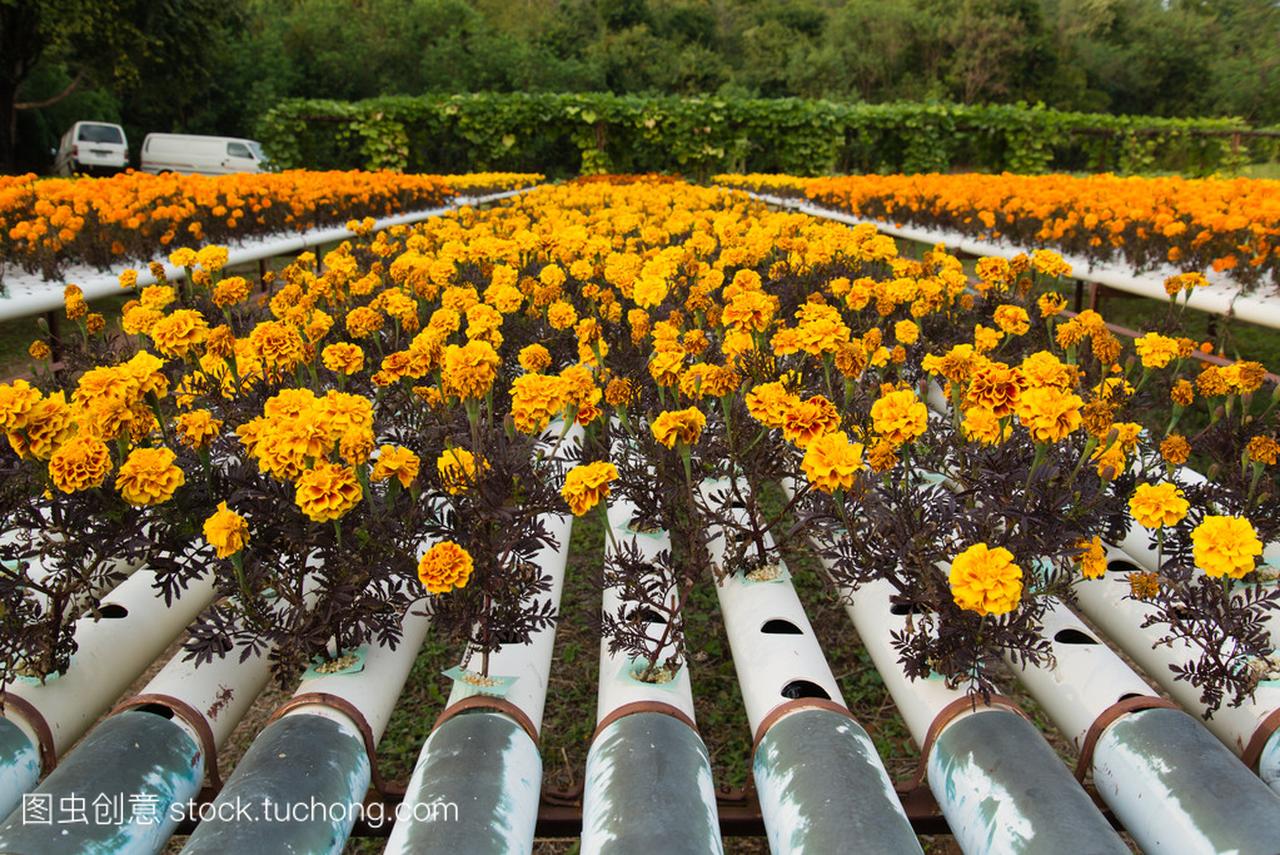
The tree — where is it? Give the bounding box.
[0,0,145,171]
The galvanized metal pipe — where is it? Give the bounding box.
[705,479,921,855]
[0,568,218,820]
[580,498,720,855]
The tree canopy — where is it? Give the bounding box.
[4,0,1278,171]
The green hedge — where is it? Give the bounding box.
[257,94,1267,179]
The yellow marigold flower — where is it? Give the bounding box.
[212,276,251,308]
[993,304,1030,336]
[510,373,569,434]
[949,543,1023,616]
[345,306,384,338]
[418,541,473,594]
[250,320,306,373]
[48,435,112,493]
[169,248,197,268]
[561,460,618,515]
[1224,361,1266,394]
[321,343,365,375]
[870,389,927,446]
[605,377,637,407]
[0,379,43,432]
[174,410,222,450]
[547,300,577,330]
[203,501,249,559]
[1129,571,1160,600]
[1128,482,1189,529]
[372,444,421,488]
[118,269,139,290]
[294,462,363,522]
[1160,434,1191,466]
[962,407,1009,446]
[441,340,500,401]
[1170,379,1195,407]
[519,344,552,374]
[894,319,919,345]
[27,339,51,361]
[1030,249,1072,278]
[1196,365,1230,397]
[539,264,566,289]
[1015,386,1083,443]
[1134,333,1180,370]
[1077,536,1106,580]
[436,447,486,494]
[150,309,210,357]
[801,431,864,493]
[1247,436,1280,466]
[1192,515,1263,580]
[867,438,899,472]
[651,407,706,448]
[966,362,1024,417]
[196,245,229,273]
[116,446,185,506]
[633,276,668,309]
[1037,291,1066,317]
[781,395,840,448]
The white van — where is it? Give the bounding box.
[53,121,129,176]
[140,133,269,176]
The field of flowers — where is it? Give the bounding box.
[718,172,1280,290]
[1,176,1275,720]
[0,170,542,284]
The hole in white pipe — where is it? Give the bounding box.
[781,679,830,700]
[761,619,803,635]
[1107,559,1141,574]
[97,603,128,619]
[889,602,927,616]
[1117,692,1145,703]
[134,703,176,720]
[627,607,667,625]
[1054,628,1098,645]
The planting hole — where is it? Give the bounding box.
[761,619,803,635]
[1117,693,1145,703]
[627,607,667,625]
[1054,628,1098,645]
[135,703,175,720]
[890,602,927,616]
[98,604,128,619]
[1107,559,1141,574]
[781,679,830,700]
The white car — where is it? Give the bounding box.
[140,133,269,176]
[53,121,129,176]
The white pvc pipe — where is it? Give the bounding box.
[1006,598,1155,750]
[752,192,1280,329]
[596,497,696,723]
[1077,542,1280,755]
[3,567,217,759]
[0,188,535,322]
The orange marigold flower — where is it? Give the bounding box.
[1077,536,1106,580]
[1247,436,1280,466]
[441,340,500,401]
[321,343,365,375]
[1160,434,1191,466]
[372,444,421,488]
[1015,386,1083,443]
[294,462,363,522]
[175,409,222,450]
[417,541,473,594]
[150,309,210,357]
[801,430,864,493]
[781,394,840,448]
